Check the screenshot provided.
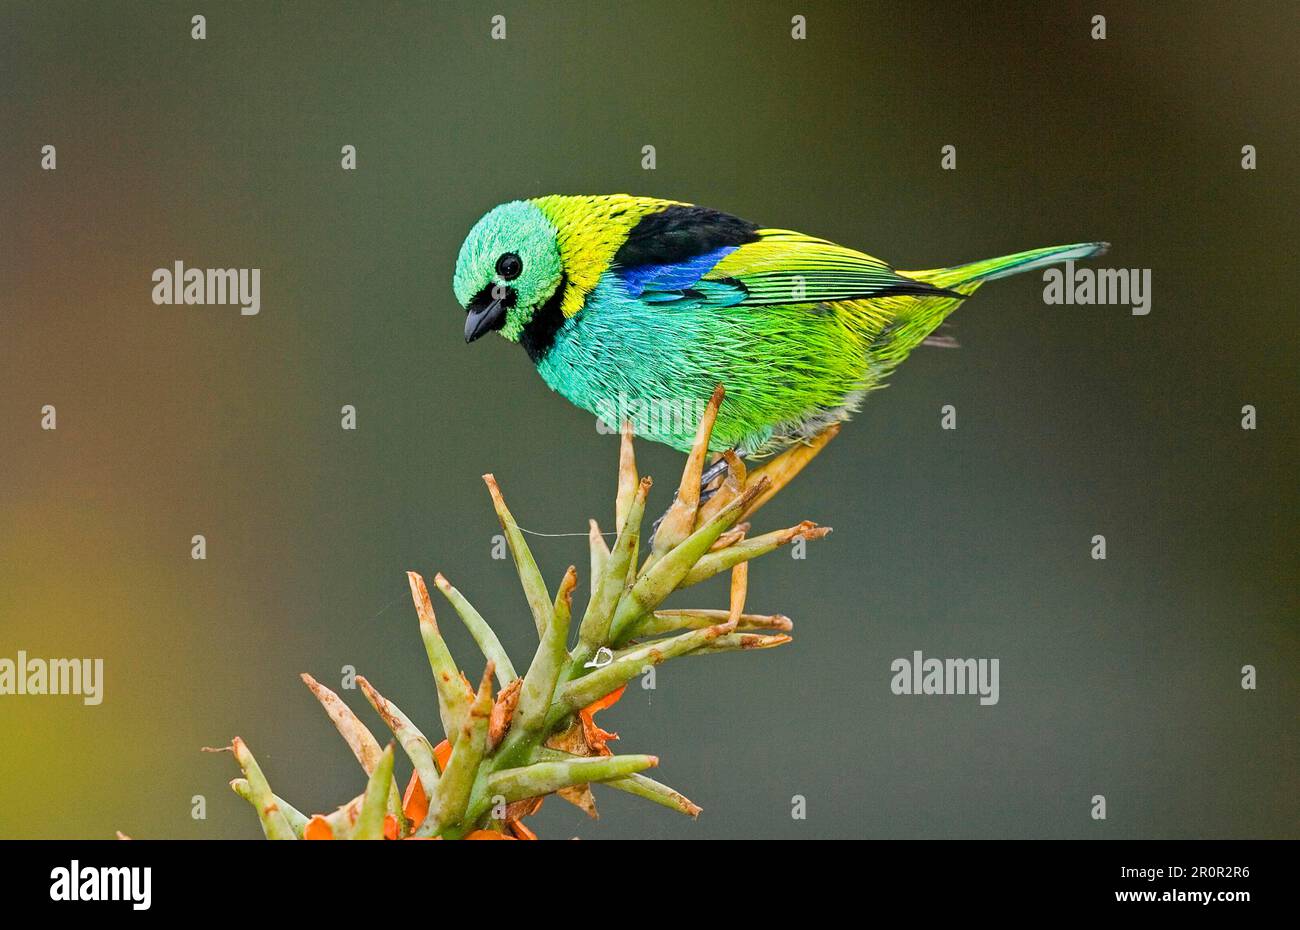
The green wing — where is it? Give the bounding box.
[703,229,963,305]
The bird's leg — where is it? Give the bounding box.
[698,455,730,495]
[651,450,742,538]
[697,451,740,505]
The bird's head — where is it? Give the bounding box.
[454,200,564,344]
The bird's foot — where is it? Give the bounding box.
[650,450,741,540]
[698,455,731,498]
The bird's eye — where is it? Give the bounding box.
[496,252,523,281]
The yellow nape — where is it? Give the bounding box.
[530,194,686,317]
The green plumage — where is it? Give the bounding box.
[454,194,1107,455]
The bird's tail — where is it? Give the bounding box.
[866,242,1109,362]
[901,241,1110,293]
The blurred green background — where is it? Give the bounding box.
[1,1,1295,839]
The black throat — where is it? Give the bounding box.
[520,273,568,363]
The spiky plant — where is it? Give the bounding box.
[220,386,835,839]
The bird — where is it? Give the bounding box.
[454,194,1106,462]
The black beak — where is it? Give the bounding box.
[464,296,508,343]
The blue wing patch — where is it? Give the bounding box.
[615,246,738,298]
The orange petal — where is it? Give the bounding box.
[577,684,626,755]
[433,739,452,772]
[578,715,618,756]
[402,770,429,827]
[383,813,399,840]
[464,829,515,840]
[583,684,626,715]
[507,818,538,840]
[303,815,334,840]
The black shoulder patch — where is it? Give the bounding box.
[613,205,761,268]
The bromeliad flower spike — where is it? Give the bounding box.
[221,385,833,839]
